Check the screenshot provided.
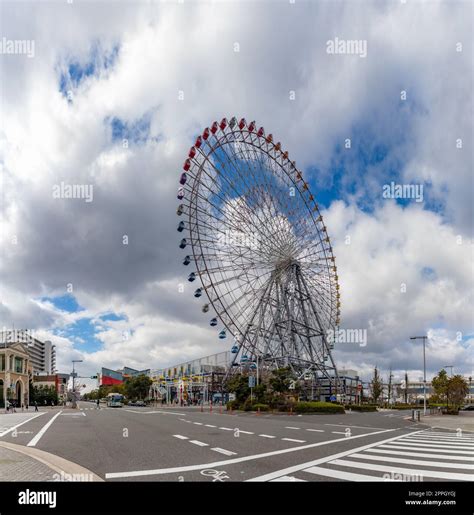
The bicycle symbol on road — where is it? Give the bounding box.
[200,469,230,482]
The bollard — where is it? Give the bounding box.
[210,401,213,413]
[220,404,223,414]
[411,409,415,421]
[200,403,203,413]
[417,410,421,422]
[256,407,261,416]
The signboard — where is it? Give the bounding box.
[330,395,337,402]
[248,376,256,388]
[228,393,236,401]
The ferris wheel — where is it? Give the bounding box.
[176,117,341,388]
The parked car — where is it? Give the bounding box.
[461,404,474,411]
[129,400,146,407]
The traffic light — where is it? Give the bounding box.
[90,375,98,379]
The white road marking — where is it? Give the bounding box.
[392,439,474,450]
[238,430,254,435]
[404,435,474,442]
[331,431,346,435]
[219,427,233,431]
[285,427,300,430]
[348,452,474,470]
[205,424,217,428]
[189,440,208,447]
[270,475,306,482]
[211,448,237,456]
[173,435,189,440]
[306,429,324,432]
[0,413,46,438]
[282,438,306,443]
[246,429,426,482]
[324,423,387,431]
[105,427,398,479]
[259,434,276,439]
[27,411,63,447]
[193,422,203,426]
[304,466,391,482]
[329,459,471,481]
[379,444,474,455]
[364,448,472,461]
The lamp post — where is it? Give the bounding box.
[410,336,428,416]
[71,360,83,409]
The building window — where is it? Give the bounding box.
[15,357,23,374]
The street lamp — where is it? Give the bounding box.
[410,336,428,416]
[71,360,83,409]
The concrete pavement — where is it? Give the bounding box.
[0,403,471,482]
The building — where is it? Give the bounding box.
[0,330,56,375]
[33,373,69,402]
[99,367,124,386]
[0,341,31,407]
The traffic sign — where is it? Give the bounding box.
[330,394,337,402]
[248,376,256,388]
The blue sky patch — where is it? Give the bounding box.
[41,294,84,313]
[58,42,120,100]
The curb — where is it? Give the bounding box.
[0,441,104,481]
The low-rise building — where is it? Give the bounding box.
[0,341,30,407]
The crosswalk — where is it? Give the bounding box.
[268,430,474,482]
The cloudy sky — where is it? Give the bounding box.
[0,0,472,387]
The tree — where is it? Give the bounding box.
[370,367,383,404]
[124,374,152,400]
[269,367,295,395]
[432,369,449,403]
[225,374,250,403]
[446,375,468,409]
[387,367,393,405]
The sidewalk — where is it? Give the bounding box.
[420,411,474,432]
[0,441,104,481]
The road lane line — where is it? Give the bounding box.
[205,424,216,428]
[246,429,427,482]
[282,438,306,443]
[259,434,276,439]
[219,427,233,431]
[0,413,46,438]
[329,459,471,481]
[105,427,400,479]
[239,430,254,435]
[211,448,237,456]
[306,429,324,432]
[324,423,388,431]
[348,452,474,470]
[189,440,208,447]
[173,435,189,440]
[27,411,63,447]
[193,422,203,426]
[270,475,306,482]
[285,427,300,430]
[331,431,346,435]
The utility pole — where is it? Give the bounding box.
[388,368,393,406]
[410,336,428,416]
[71,360,83,409]
[404,371,409,404]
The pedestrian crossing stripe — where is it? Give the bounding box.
[262,430,474,482]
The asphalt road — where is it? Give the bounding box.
[1,403,472,482]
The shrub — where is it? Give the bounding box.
[345,404,377,412]
[252,403,270,412]
[295,401,345,414]
[390,404,418,410]
[226,400,240,411]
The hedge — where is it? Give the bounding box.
[252,403,270,412]
[295,401,345,414]
[345,404,377,412]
